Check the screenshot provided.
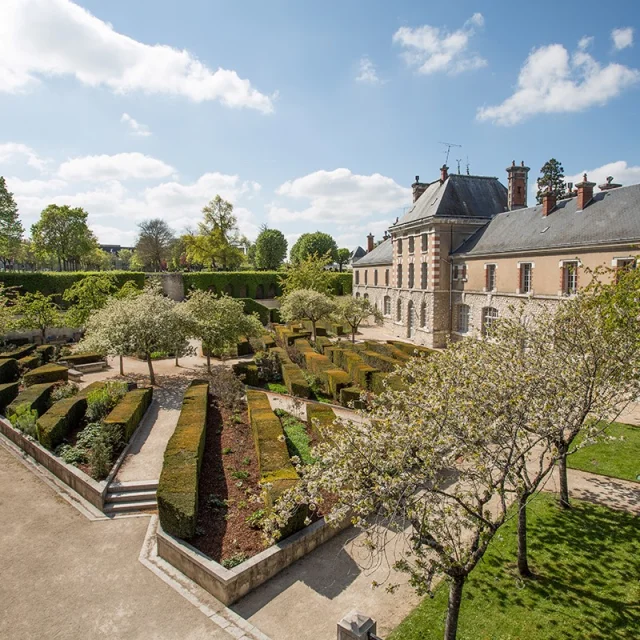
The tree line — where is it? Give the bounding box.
[0,177,353,272]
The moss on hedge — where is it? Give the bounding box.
[327,369,351,399]
[315,336,332,354]
[35,344,55,364]
[63,352,104,366]
[365,341,411,362]
[104,386,153,443]
[388,340,434,357]
[7,382,56,418]
[24,363,68,387]
[306,403,338,440]
[0,344,36,360]
[18,354,41,371]
[282,363,311,398]
[339,386,365,410]
[37,394,88,450]
[157,381,209,540]
[360,350,401,373]
[0,381,20,413]
[0,358,20,384]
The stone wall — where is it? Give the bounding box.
[159,273,186,301]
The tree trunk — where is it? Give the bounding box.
[119,355,124,376]
[146,354,156,386]
[41,327,46,344]
[207,353,211,374]
[175,354,179,367]
[558,447,570,509]
[517,493,532,577]
[351,327,356,343]
[311,320,317,343]
[444,575,465,640]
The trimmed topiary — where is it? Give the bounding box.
[0,344,36,360]
[339,386,365,410]
[24,363,68,387]
[157,381,209,540]
[282,363,311,398]
[315,336,332,354]
[18,354,41,372]
[103,387,153,443]
[365,340,411,362]
[63,352,105,366]
[306,403,338,440]
[360,350,401,373]
[327,368,351,400]
[0,358,20,384]
[36,344,56,364]
[388,340,433,357]
[6,383,56,418]
[232,361,260,386]
[0,381,20,413]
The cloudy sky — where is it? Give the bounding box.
[1,0,640,250]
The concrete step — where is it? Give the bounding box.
[108,479,159,493]
[103,500,157,514]
[105,489,157,504]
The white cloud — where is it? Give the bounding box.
[0,0,275,113]
[0,142,48,172]
[270,168,410,224]
[356,56,381,85]
[5,176,68,195]
[57,152,175,182]
[393,13,487,75]
[578,36,594,51]
[121,113,151,137]
[85,224,138,246]
[477,41,640,125]
[612,27,634,51]
[566,160,640,191]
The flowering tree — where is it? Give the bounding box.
[182,290,263,373]
[279,289,336,342]
[335,296,382,342]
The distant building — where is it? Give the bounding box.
[99,244,134,255]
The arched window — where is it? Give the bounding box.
[457,304,470,333]
[420,302,427,328]
[383,296,391,315]
[355,292,361,298]
[482,307,498,336]
[363,293,369,300]
[397,299,403,322]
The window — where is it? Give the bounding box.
[452,264,460,280]
[364,270,368,285]
[355,270,360,285]
[385,269,390,286]
[374,269,378,286]
[384,295,391,315]
[397,264,403,287]
[482,307,499,336]
[421,262,428,289]
[408,236,415,254]
[396,299,402,322]
[397,238,403,255]
[421,234,428,252]
[420,302,427,328]
[457,304,470,333]
[355,292,361,298]
[486,264,497,291]
[562,261,578,295]
[520,263,533,294]
[408,263,415,288]
[364,293,369,300]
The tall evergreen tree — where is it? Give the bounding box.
[254,226,287,270]
[536,158,566,204]
[0,177,24,269]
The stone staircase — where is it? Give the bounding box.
[104,480,158,515]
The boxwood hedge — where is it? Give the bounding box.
[0,358,20,384]
[63,352,104,366]
[6,382,56,418]
[18,354,41,371]
[103,386,153,443]
[157,381,209,540]
[24,363,68,387]
[0,381,20,413]
[0,344,36,360]
[306,403,338,440]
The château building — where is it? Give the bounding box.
[353,162,637,348]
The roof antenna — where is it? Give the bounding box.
[455,158,462,175]
[466,155,470,175]
[439,141,462,166]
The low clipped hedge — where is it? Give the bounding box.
[104,387,153,442]
[269,346,291,365]
[0,271,145,301]
[339,386,365,409]
[183,271,281,299]
[157,381,209,540]
[36,344,55,364]
[370,371,406,394]
[388,340,433,357]
[294,339,315,356]
[263,334,276,350]
[0,358,20,383]
[18,354,41,371]
[24,364,68,387]
[282,363,311,398]
[274,324,311,346]
[301,320,328,337]
[6,382,56,418]
[0,344,36,360]
[360,350,401,373]
[232,361,260,386]
[63,352,105,366]
[343,352,377,389]
[327,369,351,399]
[0,382,20,413]
[306,403,338,440]
[365,341,411,363]
[269,308,281,324]
[239,298,271,325]
[36,381,106,450]
[315,336,332,354]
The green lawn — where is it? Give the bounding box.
[275,409,314,465]
[390,494,639,640]
[567,422,640,483]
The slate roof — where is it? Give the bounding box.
[397,174,507,227]
[350,246,366,261]
[453,184,640,257]
[352,238,393,266]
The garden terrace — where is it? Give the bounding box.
[157,380,209,540]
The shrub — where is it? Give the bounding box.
[328,272,353,296]
[51,383,79,402]
[0,344,36,360]
[208,366,245,409]
[282,363,311,398]
[263,334,276,350]
[23,363,68,387]
[238,298,271,325]
[7,383,56,418]
[221,553,248,569]
[275,409,313,465]
[245,509,266,529]
[370,371,406,394]
[388,340,433,357]
[254,350,282,383]
[315,336,332,354]
[157,381,209,539]
[365,341,411,363]
[37,394,88,450]
[232,361,259,386]
[89,437,112,480]
[0,381,20,412]
[103,387,153,442]
[236,337,253,357]
[0,358,20,384]
[18,354,41,371]
[63,352,105,366]
[10,404,39,438]
[86,381,128,422]
[343,351,377,388]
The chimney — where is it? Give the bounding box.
[440,164,449,182]
[576,173,596,211]
[598,175,622,192]
[542,189,556,217]
[367,233,374,253]
[411,175,428,203]
[506,160,530,210]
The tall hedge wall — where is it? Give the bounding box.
[183,272,281,299]
[157,380,209,540]
[0,271,146,299]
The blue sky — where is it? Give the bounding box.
[1,0,639,250]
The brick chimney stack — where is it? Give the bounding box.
[576,173,596,211]
[411,175,428,203]
[542,189,556,217]
[367,233,374,253]
[506,160,530,210]
[440,165,449,182]
[598,176,622,192]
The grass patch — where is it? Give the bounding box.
[568,422,640,482]
[266,381,288,394]
[274,409,314,465]
[390,493,639,640]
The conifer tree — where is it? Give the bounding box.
[0,177,24,269]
